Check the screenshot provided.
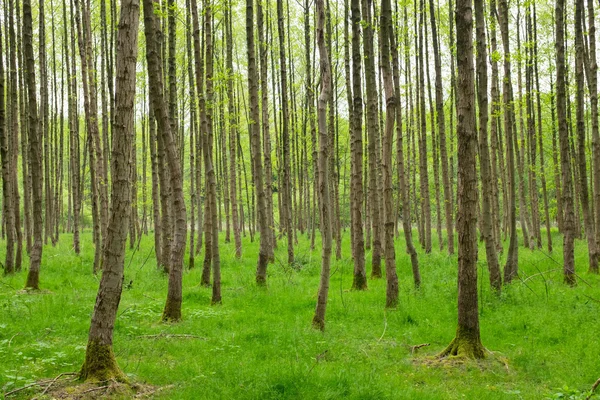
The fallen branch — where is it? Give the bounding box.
[134,384,175,398]
[8,332,20,347]
[136,333,206,340]
[5,372,78,398]
[37,372,78,397]
[80,385,109,395]
[410,343,430,355]
[586,377,600,400]
[378,312,388,342]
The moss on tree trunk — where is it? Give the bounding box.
[439,327,486,359]
[80,340,126,383]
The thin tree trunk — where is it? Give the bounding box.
[246,0,271,284]
[380,0,399,307]
[575,0,598,272]
[23,0,44,290]
[143,0,188,320]
[476,0,501,292]
[312,0,333,331]
[556,0,577,285]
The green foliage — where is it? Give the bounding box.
[1,231,599,398]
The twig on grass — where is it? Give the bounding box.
[36,372,79,398]
[409,343,430,355]
[136,333,206,340]
[586,377,600,400]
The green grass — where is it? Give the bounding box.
[1,229,599,399]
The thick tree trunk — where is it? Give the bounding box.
[80,0,139,380]
[440,0,486,359]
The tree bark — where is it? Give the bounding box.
[440,0,486,359]
[246,0,271,284]
[80,0,139,381]
[142,0,188,320]
[312,0,333,331]
[556,0,577,285]
[23,0,44,290]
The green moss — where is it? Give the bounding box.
[79,340,127,383]
[439,327,487,359]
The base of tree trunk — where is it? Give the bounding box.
[312,316,325,332]
[162,301,182,322]
[352,274,368,290]
[564,273,577,286]
[25,269,40,290]
[80,340,126,383]
[439,329,486,359]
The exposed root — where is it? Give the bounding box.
[438,335,487,360]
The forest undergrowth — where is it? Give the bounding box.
[1,230,599,399]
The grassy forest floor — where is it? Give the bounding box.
[1,230,599,399]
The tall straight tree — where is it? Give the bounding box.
[379,0,399,307]
[417,0,432,254]
[587,0,600,271]
[203,0,221,304]
[0,20,16,276]
[498,0,519,283]
[258,0,275,260]
[440,0,486,359]
[246,0,271,284]
[429,0,453,255]
[574,0,598,272]
[80,0,139,380]
[392,0,420,288]
[556,0,576,285]
[277,0,294,266]
[142,0,188,320]
[312,0,333,331]
[23,0,44,290]
[350,0,367,290]
[362,0,383,277]
[226,1,242,259]
[476,0,501,292]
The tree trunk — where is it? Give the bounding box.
[350,0,367,290]
[587,0,600,271]
[574,0,598,272]
[498,0,519,283]
[379,0,399,308]
[23,0,44,290]
[143,0,188,320]
[362,0,383,277]
[440,0,486,359]
[246,0,270,284]
[80,0,139,380]
[312,0,333,331]
[556,0,577,285]
[475,0,501,292]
